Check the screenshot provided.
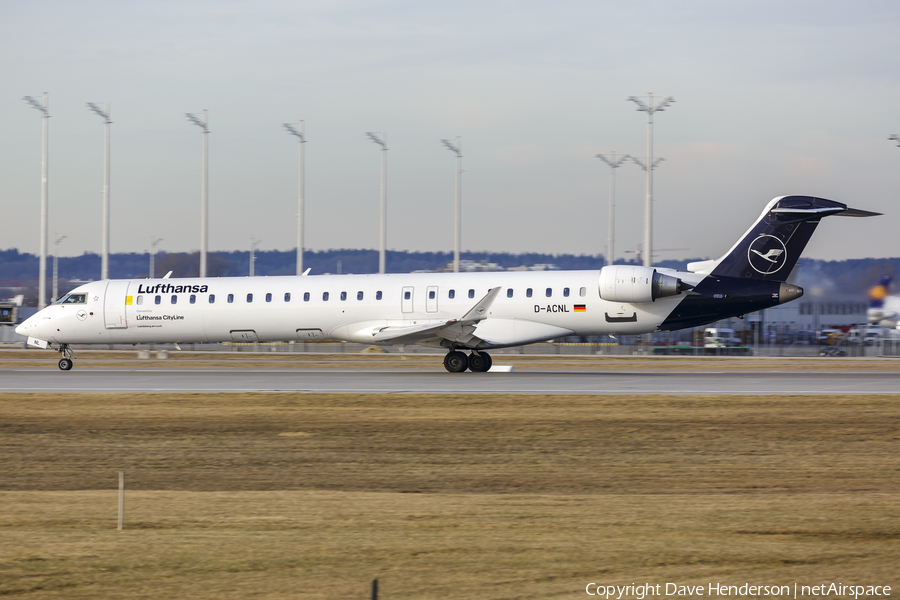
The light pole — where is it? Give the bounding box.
[186,110,209,277]
[627,93,675,268]
[249,235,261,277]
[629,156,666,267]
[440,137,463,273]
[53,234,66,302]
[150,237,162,279]
[87,102,112,280]
[595,152,631,267]
[366,132,388,274]
[24,93,50,308]
[283,121,306,276]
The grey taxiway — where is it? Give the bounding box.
[2,367,898,394]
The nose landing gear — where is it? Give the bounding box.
[57,344,76,371]
[442,350,493,373]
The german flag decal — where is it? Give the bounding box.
[574,304,586,312]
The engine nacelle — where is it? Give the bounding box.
[598,265,687,303]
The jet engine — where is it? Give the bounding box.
[598,265,691,303]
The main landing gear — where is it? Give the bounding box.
[442,350,492,373]
[57,344,76,371]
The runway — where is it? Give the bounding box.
[2,367,899,394]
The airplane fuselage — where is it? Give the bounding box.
[23,269,715,349]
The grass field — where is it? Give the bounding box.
[2,388,899,598]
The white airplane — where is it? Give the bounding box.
[17,195,879,373]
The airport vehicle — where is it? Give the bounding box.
[16,195,879,372]
[702,328,741,348]
[867,275,900,329]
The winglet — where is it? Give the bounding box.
[460,287,502,323]
[302,268,311,276]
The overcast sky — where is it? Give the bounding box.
[2,0,899,263]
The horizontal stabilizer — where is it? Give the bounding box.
[834,207,882,218]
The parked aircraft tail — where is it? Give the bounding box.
[869,275,892,309]
[688,196,880,282]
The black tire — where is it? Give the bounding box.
[482,352,492,371]
[443,351,467,373]
[58,358,73,371]
[468,352,490,373]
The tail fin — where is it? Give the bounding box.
[869,275,892,309]
[688,196,880,282]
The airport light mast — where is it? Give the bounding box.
[53,234,66,302]
[186,110,209,277]
[629,156,666,266]
[627,93,675,268]
[366,132,388,274]
[441,137,463,273]
[87,102,112,281]
[595,152,631,267]
[283,121,306,276]
[149,237,162,279]
[24,93,50,308]
[249,235,261,277]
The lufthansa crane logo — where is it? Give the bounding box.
[748,234,787,274]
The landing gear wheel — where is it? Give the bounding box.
[443,351,468,373]
[58,358,73,371]
[467,352,492,372]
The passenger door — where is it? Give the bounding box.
[104,280,131,329]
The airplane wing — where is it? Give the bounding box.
[368,287,502,345]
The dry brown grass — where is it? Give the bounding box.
[1,392,898,598]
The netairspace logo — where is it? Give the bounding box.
[585,583,892,599]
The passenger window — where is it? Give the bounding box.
[449,289,455,299]
[247,293,253,303]
[546,288,552,298]
[580,287,586,297]
[506,289,513,298]
[136,296,144,305]
[526,288,533,298]
[404,291,411,300]
[266,293,272,303]
[209,294,216,304]
[285,292,291,302]
[376,291,383,300]
[468,289,475,299]
[304,292,310,302]
[228,294,234,303]
[323,292,329,301]
[429,290,436,300]
[340,291,347,301]
[190,295,196,304]
[563,287,570,297]
[357,291,364,301]
[155,295,161,305]
[171,295,177,304]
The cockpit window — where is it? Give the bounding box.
[61,294,86,304]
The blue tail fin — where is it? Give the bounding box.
[693,196,879,282]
